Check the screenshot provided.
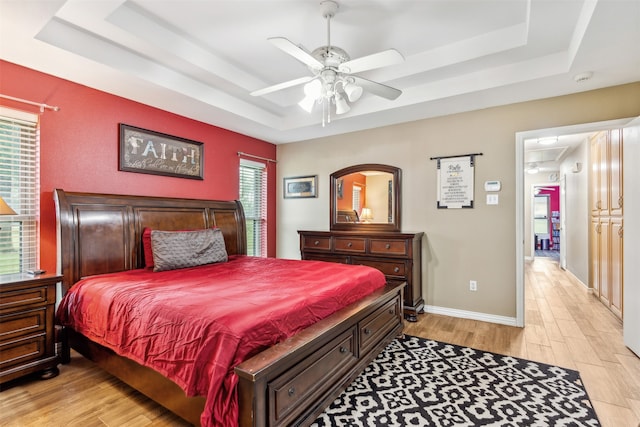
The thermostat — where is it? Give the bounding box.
[484,180,501,192]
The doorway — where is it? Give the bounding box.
[514,117,633,327]
[532,186,560,262]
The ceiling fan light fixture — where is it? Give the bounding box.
[298,94,317,113]
[303,79,322,98]
[343,80,362,102]
[334,93,350,115]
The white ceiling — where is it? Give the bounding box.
[1,0,639,145]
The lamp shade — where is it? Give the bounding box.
[360,207,373,222]
[298,95,316,113]
[0,196,16,215]
[343,81,363,102]
[303,79,323,98]
[334,93,350,115]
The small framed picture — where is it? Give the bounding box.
[283,175,318,198]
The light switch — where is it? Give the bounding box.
[487,194,499,205]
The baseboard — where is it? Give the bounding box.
[564,268,589,290]
[424,305,518,327]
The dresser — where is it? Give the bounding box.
[299,230,424,321]
[0,273,61,385]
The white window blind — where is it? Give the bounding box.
[239,159,267,257]
[352,185,362,213]
[0,107,39,274]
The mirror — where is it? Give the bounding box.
[330,164,401,232]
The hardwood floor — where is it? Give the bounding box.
[1,257,638,426]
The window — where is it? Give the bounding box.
[352,184,362,214]
[239,159,267,257]
[0,108,39,274]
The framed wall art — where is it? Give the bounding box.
[283,175,318,198]
[119,124,204,180]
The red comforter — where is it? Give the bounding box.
[56,255,386,426]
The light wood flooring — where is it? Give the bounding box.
[1,257,639,426]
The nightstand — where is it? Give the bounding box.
[0,273,61,386]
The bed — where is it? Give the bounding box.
[54,189,404,427]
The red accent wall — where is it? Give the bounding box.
[0,61,277,272]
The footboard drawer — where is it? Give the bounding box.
[268,327,358,424]
[359,298,401,355]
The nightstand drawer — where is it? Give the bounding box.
[334,237,366,253]
[0,286,50,311]
[0,334,46,370]
[1,307,47,341]
[370,239,408,256]
[302,236,331,251]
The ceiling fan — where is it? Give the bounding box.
[250,0,404,124]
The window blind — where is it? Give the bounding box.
[0,107,39,274]
[239,159,267,257]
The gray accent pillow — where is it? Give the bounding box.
[151,228,228,272]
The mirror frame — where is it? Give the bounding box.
[330,164,402,232]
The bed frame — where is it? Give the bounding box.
[54,189,404,427]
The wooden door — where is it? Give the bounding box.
[599,218,611,307]
[610,129,623,217]
[590,134,602,215]
[590,218,601,295]
[610,217,623,318]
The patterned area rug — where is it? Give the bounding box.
[312,335,600,426]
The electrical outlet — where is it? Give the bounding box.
[469,280,477,291]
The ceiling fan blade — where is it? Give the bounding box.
[339,49,404,74]
[268,37,323,70]
[250,76,314,97]
[351,76,402,100]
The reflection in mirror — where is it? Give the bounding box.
[330,164,401,232]
[335,172,394,223]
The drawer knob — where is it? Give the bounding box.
[394,267,400,273]
[340,346,348,353]
[347,242,353,247]
[314,240,320,246]
[364,328,371,335]
[389,309,395,314]
[385,243,391,249]
[288,387,295,396]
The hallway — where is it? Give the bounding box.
[405,257,640,427]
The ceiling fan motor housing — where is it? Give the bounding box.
[310,46,350,70]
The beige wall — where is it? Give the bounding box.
[560,140,590,284]
[276,82,640,321]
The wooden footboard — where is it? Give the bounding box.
[236,282,403,427]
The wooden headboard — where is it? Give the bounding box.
[54,189,246,294]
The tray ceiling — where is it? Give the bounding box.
[1,0,639,144]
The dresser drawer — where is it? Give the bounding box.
[369,239,408,256]
[303,254,350,264]
[268,327,358,423]
[0,286,50,311]
[0,334,46,370]
[333,237,366,253]
[360,298,400,354]
[302,236,331,251]
[0,307,47,342]
[354,258,406,277]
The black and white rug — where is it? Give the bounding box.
[312,335,600,426]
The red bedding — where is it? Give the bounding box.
[56,255,386,426]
